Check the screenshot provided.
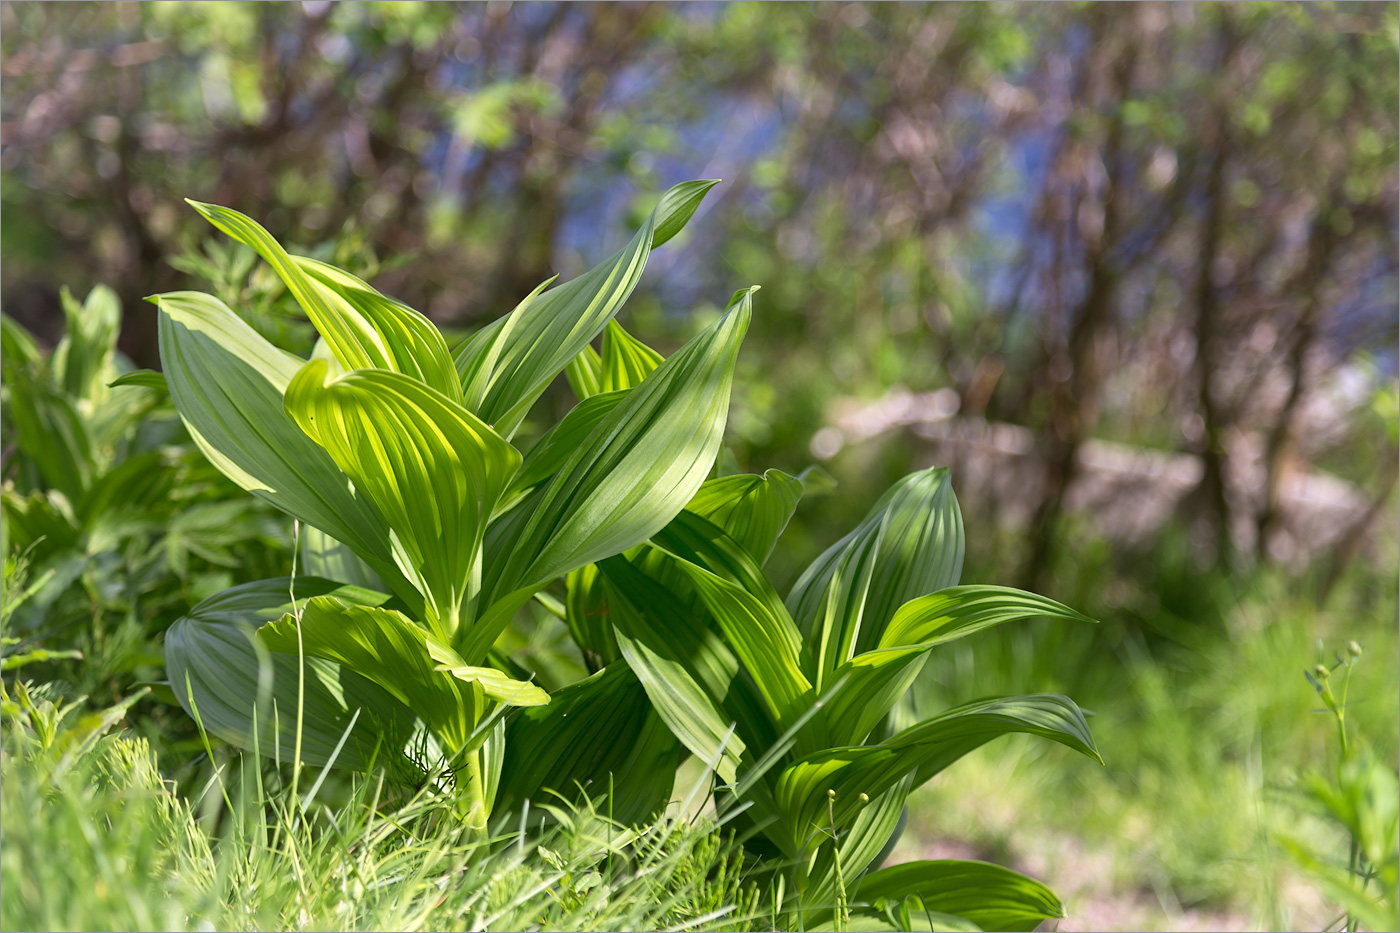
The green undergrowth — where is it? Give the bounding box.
[1,732,764,932]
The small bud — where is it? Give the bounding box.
[1314,664,1330,680]
[858,793,869,804]
[827,788,836,800]
[1347,641,1363,658]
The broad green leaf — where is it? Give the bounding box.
[186,201,459,401]
[495,660,681,826]
[564,563,619,671]
[260,596,481,750]
[433,664,549,707]
[879,586,1096,651]
[803,776,915,913]
[789,467,964,684]
[295,255,462,402]
[565,344,603,401]
[300,525,384,591]
[651,510,794,629]
[52,285,120,403]
[164,578,419,775]
[818,587,1097,748]
[775,695,1100,845]
[284,360,521,636]
[503,389,628,510]
[685,469,805,565]
[154,291,417,607]
[850,860,1064,933]
[599,319,665,392]
[453,180,718,436]
[601,561,749,783]
[667,556,811,727]
[459,276,556,411]
[466,288,753,664]
[858,468,964,652]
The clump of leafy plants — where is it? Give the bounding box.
[144,180,1102,930]
[1,285,289,706]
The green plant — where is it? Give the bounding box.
[580,461,1102,930]
[150,181,1102,928]
[1285,642,1400,933]
[151,180,747,829]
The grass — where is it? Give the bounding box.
[1,728,765,932]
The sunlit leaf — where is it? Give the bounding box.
[154,291,418,607]
[260,596,481,751]
[775,694,1100,846]
[466,288,753,663]
[284,360,520,636]
[187,201,460,400]
[453,180,718,437]
[164,578,419,775]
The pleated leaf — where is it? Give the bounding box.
[164,578,418,775]
[774,694,1100,845]
[599,319,665,392]
[300,525,384,591]
[503,389,628,509]
[296,255,462,402]
[108,369,169,392]
[187,201,460,401]
[154,291,415,605]
[685,469,805,565]
[788,467,964,683]
[667,557,811,727]
[260,596,481,751]
[601,559,750,783]
[495,660,682,827]
[802,776,916,921]
[879,585,1096,651]
[819,587,1097,748]
[466,288,753,664]
[565,344,603,401]
[564,563,619,671]
[284,360,521,636]
[851,860,1064,933]
[452,180,718,437]
[432,664,550,708]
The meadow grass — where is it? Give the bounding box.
[1,729,764,932]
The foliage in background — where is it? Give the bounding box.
[1,284,288,714]
[2,2,1395,593]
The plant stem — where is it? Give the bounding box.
[461,749,488,832]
